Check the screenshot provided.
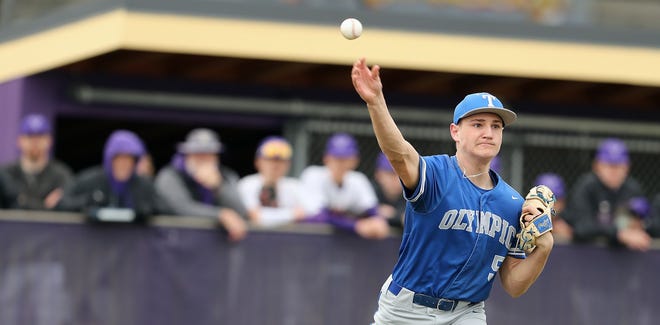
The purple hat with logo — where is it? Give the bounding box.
[596,138,629,164]
[19,114,51,135]
[325,133,359,158]
[453,92,517,126]
[534,173,565,199]
[376,152,394,172]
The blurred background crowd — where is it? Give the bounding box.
[2,112,660,250]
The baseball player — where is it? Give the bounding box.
[351,58,554,324]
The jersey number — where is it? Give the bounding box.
[488,255,505,281]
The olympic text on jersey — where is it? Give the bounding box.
[438,209,517,250]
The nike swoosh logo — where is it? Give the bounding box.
[512,196,519,200]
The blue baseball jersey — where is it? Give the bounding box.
[391,155,525,303]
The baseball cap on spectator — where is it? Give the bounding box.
[178,128,223,154]
[453,92,517,126]
[256,136,292,160]
[20,114,51,135]
[595,138,629,165]
[534,173,565,199]
[376,152,394,173]
[325,133,359,158]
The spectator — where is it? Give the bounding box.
[564,138,651,251]
[56,130,170,222]
[155,128,247,242]
[301,133,389,239]
[372,152,405,230]
[2,114,73,210]
[533,173,572,242]
[238,136,312,227]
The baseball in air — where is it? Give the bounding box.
[340,18,362,40]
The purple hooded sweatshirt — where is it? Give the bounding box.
[103,130,145,208]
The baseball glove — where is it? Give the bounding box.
[516,185,556,253]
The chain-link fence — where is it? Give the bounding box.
[293,117,660,198]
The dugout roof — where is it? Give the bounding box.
[2,0,660,119]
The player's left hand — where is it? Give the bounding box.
[519,213,554,252]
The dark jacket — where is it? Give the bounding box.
[57,166,171,221]
[372,180,405,229]
[2,160,73,210]
[0,170,15,209]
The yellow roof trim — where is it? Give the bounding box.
[0,10,126,82]
[3,10,660,87]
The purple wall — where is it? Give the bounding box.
[0,215,659,325]
[0,79,25,164]
[0,76,61,164]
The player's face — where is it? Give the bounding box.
[453,113,503,159]
[255,157,291,184]
[593,161,629,190]
[112,154,137,181]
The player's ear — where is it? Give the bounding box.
[449,123,460,142]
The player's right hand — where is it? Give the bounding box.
[351,58,383,105]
